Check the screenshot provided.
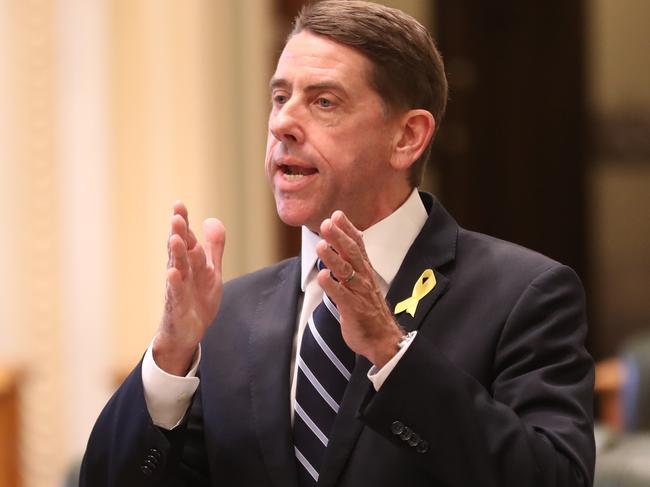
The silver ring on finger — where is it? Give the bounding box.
[344,269,356,283]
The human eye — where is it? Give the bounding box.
[272,91,289,106]
[316,97,334,109]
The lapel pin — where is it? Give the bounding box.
[394,269,436,317]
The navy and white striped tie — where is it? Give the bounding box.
[293,260,355,485]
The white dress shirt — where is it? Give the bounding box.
[142,189,428,430]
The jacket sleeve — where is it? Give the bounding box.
[360,264,595,487]
[79,361,209,487]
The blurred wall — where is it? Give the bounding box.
[588,0,650,357]
[0,1,276,486]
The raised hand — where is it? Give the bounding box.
[316,211,404,368]
[153,201,226,376]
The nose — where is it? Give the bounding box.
[269,101,305,145]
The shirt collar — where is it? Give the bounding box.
[300,188,427,291]
[300,226,322,291]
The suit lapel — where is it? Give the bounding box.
[317,193,458,487]
[387,193,457,332]
[390,269,449,333]
[249,259,301,487]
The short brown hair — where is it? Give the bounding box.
[291,0,448,187]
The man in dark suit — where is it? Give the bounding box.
[80,1,595,486]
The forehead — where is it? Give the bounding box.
[272,30,374,88]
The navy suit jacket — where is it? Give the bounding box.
[80,193,595,486]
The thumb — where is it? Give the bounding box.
[203,218,226,273]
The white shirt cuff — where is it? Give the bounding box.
[367,331,416,391]
[141,339,201,430]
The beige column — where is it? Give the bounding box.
[6,1,67,485]
[56,0,114,466]
[231,0,277,273]
[0,0,19,361]
[110,0,277,370]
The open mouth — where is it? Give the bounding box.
[280,164,318,181]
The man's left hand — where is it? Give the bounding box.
[316,210,404,368]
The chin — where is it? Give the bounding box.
[275,200,321,230]
[275,203,306,228]
[278,213,304,228]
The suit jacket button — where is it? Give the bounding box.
[399,427,413,441]
[391,421,405,435]
[408,433,420,447]
[141,465,153,476]
[146,454,159,466]
[416,440,429,454]
[149,448,161,459]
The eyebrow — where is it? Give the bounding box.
[269,77,288,90]
[269,77,349,97]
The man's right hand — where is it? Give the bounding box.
[152,201,226,376]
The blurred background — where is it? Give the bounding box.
[0,0,648,486]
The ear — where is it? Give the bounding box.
[390,109,436,171]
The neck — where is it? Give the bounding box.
[357,188,414,231]
[307,186,415,233]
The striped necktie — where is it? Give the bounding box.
[293,260,355,486]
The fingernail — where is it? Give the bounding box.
[320,218,331,233]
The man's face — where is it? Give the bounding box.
[265,30,402,232]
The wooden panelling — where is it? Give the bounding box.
[0,368,20,487]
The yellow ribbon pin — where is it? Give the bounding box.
[394,269,436,317]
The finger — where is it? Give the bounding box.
[203,218,226,274]
[331,210,370,262]
[172,201,198,249]
[166,231,173,269]
[186,226,198,250]
[316,239,355,283]
[165,266,186,307]
[171,214,199,256]
[173,200,188,222]
[170,233,190,279]
[166,212,185,269]
[171,214,189,244]
[188,242,208,277]
[320,217,365,271]
[317,268,352,305]
[332,210,364,248]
